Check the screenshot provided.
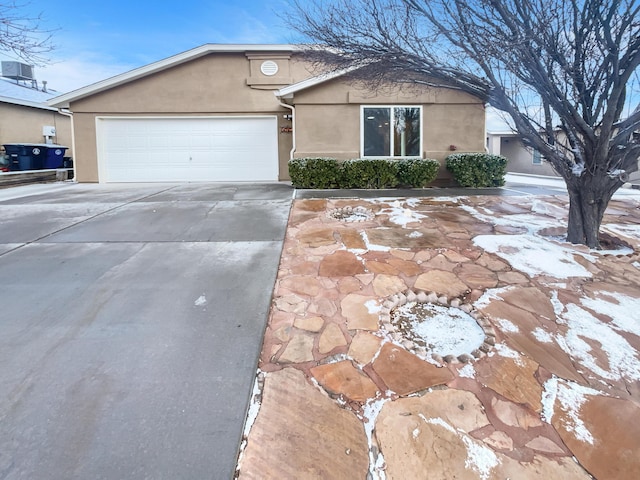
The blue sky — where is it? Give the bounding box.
[0,0,298,93]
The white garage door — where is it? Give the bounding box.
[97,116,279,182]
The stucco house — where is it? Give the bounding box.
[48,44,486,183]
[486,131,560,177]
[0,77,73,159]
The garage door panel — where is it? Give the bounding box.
[98,117,278,182]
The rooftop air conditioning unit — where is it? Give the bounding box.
[1,61,34,80]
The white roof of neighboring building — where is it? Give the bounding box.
[0,94,58,112]
[48,43,300,108]
[0,77,63,112]
[0,77,61,102]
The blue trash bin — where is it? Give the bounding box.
[3,144,48,171]
[43,146,68,169]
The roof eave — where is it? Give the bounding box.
[274,66,357,99]
[0,95,58,112]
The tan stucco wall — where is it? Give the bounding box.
[71,52,306,182]
[0,103,73,155]
[292,78,486,181]
[488,134,560,177]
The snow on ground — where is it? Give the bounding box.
[554,301,640,381]
[361,397,389,480]
[461,204,564,234]
[379,200,427,227]
[541,378,605,444]
[458,363,476,378]
[474,286,515,310]
[532,327,554,343]
[391,302,486,356]
[495,318,519,333]
[462,195,640,385]
[490,343,525,366]
[360,231,391,252]
[419,414,500,480]
[505,173,640,198]
[473,234,593,278]
[602,223,640,241]
[581,293,640,338]
[462,435,501,480]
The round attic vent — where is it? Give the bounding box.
[260,60,279,76]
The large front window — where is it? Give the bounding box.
[362,106,421,157]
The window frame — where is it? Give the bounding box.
[360,105,423,159]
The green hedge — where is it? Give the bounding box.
[445,153,508,187]
[288,157,342,189]
[288,157,440,189]
[396,158,440,188]
[341,159,399,189]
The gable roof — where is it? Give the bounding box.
[48,44,300,108]
[274,66,357,99]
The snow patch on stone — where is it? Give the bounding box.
[392,301,486,357]
[601,223,640,241]
[360,231,391,252]
[362,396,389,480]
[532,327,554,343]
[474,234,593,278]
[458,363,476,378]
[242,372,263,437]
[541,378,603,445]
[365,299,382,314]
[379,200,427,227]
[461,203,563,234]
[491,342,525,366]
[581,293,640,338]
[530,199,567,218]
[420,414,457,434]
[550,290,566,317]
[496,318,519,333]
[462,434,501,480]
[473,286,514,310]
[557,303,640,381]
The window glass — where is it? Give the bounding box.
[363,108,391,156]
[363,106,421,157]
[533,149,542,164]
[393,107,421,156]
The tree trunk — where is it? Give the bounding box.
[565,173,619,249]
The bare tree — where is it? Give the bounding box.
[288,0,640,248]
[0,1,54,65]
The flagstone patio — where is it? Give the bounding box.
[235,194,640,480]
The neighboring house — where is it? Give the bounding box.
[486,131,559,177]
[48,44,486,183]
[488,128,640,186]
[0,75,72,157]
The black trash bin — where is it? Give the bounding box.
[3,144,48,171]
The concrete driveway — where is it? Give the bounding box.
[0,182,292,479]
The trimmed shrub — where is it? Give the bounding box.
[288,157,441,189]
[445,153,508,187]
[341,159,399,189]
[396,158,440,187]
[288,157,342,188]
